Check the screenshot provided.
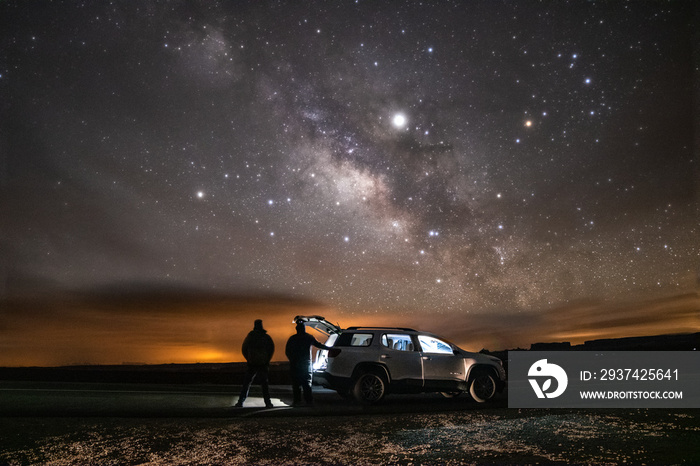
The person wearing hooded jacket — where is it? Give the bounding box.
[285,321,331,406]
[235,319,275,408]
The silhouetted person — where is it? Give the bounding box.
[235,319,275,408]
[285,321,331,406]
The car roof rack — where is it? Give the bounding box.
[346,326,417,332]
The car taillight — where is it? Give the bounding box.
[328,348,342,358]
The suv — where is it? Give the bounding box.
[295,315,506,403]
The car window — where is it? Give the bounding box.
[349,333,373,346]
[418,335,454,354]
[335,332,372,347]
[381,333,415,351]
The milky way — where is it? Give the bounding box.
[1,0,697,318]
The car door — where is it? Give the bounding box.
[417,334,466,383]
[293,315,342,336]
[293,315,342,372]
[380,333,423,385]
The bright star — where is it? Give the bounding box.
[392,114,407,128]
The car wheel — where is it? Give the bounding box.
[440,391,462,398]
[353,372,386,403]
[469,372,496,402]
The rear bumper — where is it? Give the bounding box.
[312,371,352,392]
[312,370,328,387]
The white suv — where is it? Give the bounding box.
[295,316,506,404]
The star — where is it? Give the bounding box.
[392,114,407,128]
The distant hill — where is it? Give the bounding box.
[529,332,699,351]
[482,332,699,371]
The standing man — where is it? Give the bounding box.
[235,319,275,408]
[285,321,331,406]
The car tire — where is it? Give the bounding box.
[353,371,386,403]
[469,371,496,402]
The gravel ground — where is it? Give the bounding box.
[1,383,699,464]
[2,408,699,465]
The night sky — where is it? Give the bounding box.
[1,1,698,365]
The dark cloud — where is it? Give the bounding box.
[0,289,331,366]
[3,287,697,366]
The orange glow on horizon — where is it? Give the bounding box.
[0,293,697,366]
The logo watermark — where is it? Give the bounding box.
[509,351,700,408]
[528,359,568,398]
